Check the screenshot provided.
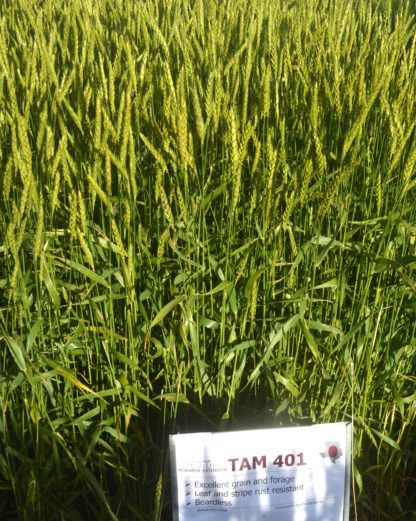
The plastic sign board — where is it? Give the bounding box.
[170,422,351,521]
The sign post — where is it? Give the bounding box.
[170,422,351,521]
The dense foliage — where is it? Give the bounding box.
[0,0,415,519]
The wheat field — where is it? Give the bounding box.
[0,0,415,519]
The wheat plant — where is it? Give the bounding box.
[0,0,415,519]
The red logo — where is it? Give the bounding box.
[320,442,342,463]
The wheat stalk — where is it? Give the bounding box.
[229,106,241,215]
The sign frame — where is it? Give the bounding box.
[170,422,351,521]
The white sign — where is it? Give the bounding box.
[170,422,351,521]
